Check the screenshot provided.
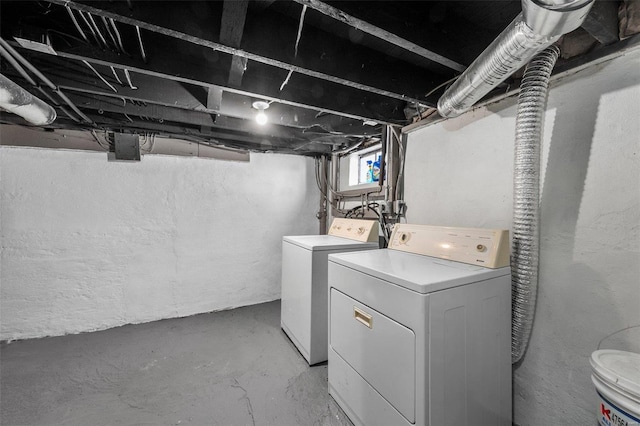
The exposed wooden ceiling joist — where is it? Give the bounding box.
[64,92,217,128]
[291,0,466,72]
[14,42,402,125]
[36,68,381,135]
[581,0,620,46]
[220,0,249,87]
[45,0,432,109]
[1,0,635,157]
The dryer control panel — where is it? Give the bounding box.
[328,218,379,243]
[389,224,510,268]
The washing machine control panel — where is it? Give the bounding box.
[389,224,510,268]
[328,218,379,242]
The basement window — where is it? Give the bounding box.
[340,144,383,190]
[356,148,382,185]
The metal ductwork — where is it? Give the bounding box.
[437,0,594,118]
[0,73,57,125]
[511,45,560,364]
[435,0,594,364]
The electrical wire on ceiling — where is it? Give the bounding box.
[135,26,147,62]
[413,75,460,122]
[109,18,129,55]
[4,1,409,155]
[101,16,119,51]
[65,6,88,42]
[139,132,156,153]
[124,69,138,90]
[82,60,117,92]
[294,5,307,57]
[280,70,294,92]
[90,129,109,150]
[77,10,99,46]
[110,67,124,86]
[86,13,107,48]
[45,30,87,47]
[65,7,131,57]
[279,4,308,92]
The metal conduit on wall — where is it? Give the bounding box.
[435,0,594,363]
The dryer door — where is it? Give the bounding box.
[330,288,416,423]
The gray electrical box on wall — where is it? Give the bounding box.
[112,133,140,161]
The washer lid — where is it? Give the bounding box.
[283,235,378,251]
[591,350,640,397]
[329,249,510,293]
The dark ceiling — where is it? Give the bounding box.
[0,0,631,155]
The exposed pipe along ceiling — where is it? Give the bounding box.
[1,0,636,155]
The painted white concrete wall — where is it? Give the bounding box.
[404,48,640,424]
[0,147,319,341]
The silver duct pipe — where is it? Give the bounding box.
[0,73,57,125]
[511,46,560,364]
[437,0,593,118]
[434,0,591,364]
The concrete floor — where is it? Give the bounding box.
[0,301,353,426]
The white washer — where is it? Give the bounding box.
[281,218,378,365]
[328,224,512,426]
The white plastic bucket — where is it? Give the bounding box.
[591,349,640,426]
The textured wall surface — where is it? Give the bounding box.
[0,148,319,340]
[404,48,640,424]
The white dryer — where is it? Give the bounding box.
[328,224,512,426]
[281,218,378,365]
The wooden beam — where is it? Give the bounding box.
[46,0,428,108]
[61,85,345,142]
[290,0,466,72]
[220,0,249,47]
[228,56,248,87]
[24,56,385,134]
[220,0,250,86]
[206,87,223,111]
[3,54,384,145]
[19,40,407,123]
[74,112,325,152]
[64,92,217,127]
[239,7,446,103]
[581,0,620,45]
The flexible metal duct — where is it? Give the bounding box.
[434,0,592,364]
[437,0,593,118]
[0,73,56,125]
[511,46,560,364]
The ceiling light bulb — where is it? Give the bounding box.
[256,110,268,125]
[252,100,270,125]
